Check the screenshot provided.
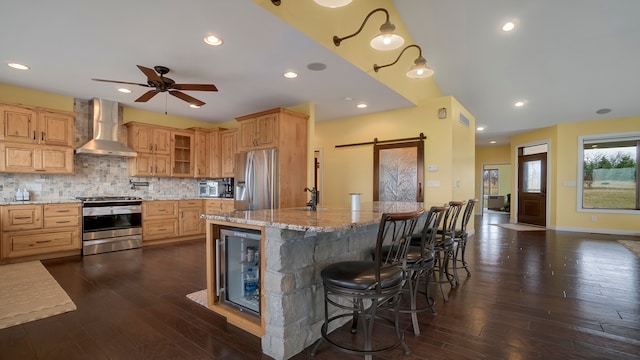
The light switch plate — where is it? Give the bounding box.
[427,165,438,172]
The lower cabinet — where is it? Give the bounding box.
[142,199,205,245]
[205,199,235,214]
[179,199,204,236]
[0,203,81,261]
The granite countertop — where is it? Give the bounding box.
[0,198,82,205]
[201,201,430,232]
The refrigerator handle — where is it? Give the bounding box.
[215,238,221,297]
[246,152,254,209]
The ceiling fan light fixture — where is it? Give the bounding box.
[204,34,223,46]
[314,0,352,8]
[190,104,201,108]
[118,88,132,93]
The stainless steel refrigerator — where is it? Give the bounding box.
[234,149,278,210]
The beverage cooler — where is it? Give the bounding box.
[216,227,261,317]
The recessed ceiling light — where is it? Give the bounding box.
[502,21,516,32]
[8,62,29,70]
[190,104,201,109]
[356,103,367,109]
[490,140,497,144]
[477,126,485,131]
[204,34,223,46]
[595,108,611,114]
[283,71,298,79]
[118,88,132,93]
[514,100,526,107]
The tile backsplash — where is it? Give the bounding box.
[0,98,199,202]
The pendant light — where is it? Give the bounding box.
[333,8,404,51]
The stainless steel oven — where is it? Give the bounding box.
[76,196,143,255]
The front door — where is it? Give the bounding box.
[517,151,547,226]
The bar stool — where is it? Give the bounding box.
[452,199,477,284]
[311,209,424,359]
[432,201,464,301]
[402,205,447,335]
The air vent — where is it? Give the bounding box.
[459,113,470,128]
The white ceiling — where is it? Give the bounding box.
[2,0,639,146]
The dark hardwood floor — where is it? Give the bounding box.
[2,213,639,360]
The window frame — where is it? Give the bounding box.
[577,131,640,214]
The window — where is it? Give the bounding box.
[483,169,499,195]
[578,132,639,211]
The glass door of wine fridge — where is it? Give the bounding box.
[217,227,261,317]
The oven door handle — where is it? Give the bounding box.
[215,239,221,297]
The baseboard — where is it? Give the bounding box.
[552,226,640,236]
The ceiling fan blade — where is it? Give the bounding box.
[135,90,159,102]
[137,65,162,82]
[92,78,150,87]
[173,84,218,92]
[170,91,205,106]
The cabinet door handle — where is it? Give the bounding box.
[33,131,36,140]
[55,209,70,213]
[55,220,71,224]
[36,240,52,244]
[41,132,45,141]
[14,216,32,219]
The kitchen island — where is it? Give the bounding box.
[202,201,427,360]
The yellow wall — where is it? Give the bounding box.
[511,117,639,234]
[315,96,475,209]
[1,83,226,129]
[254,0,442,105]
[475,145,511,206]
[0,83,73,111]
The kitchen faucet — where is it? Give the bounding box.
[304,187,318,211]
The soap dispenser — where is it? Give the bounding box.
[16,188,23,201]
[23,187,30,201]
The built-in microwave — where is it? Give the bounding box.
[199,178,234,198]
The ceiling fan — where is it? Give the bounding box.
[92,65,218,107]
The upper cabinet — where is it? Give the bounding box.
[220,129,237,178]
[126,122,200,178]
[127,123,171,154]
[191,127,226,179]
[0,105,74,147]
[236,108,308,153]
[0,102,75,174]
[171,130,194,178]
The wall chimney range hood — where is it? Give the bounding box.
[76,98,137,157]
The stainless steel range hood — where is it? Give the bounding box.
[76,98,137,157]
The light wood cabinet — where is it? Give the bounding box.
[126,122,195,178]
[171,130,194,177]
[0,143,74,174]
[0,102,75,175]
[238,113,279,151]
[191,127,226,179]
[179,200,203,236]
[205,199,235,214]
[142,200,205,244]
[1,203,81,260]
[235,108,309,209]
[127,123,171,154]
[142,200,179,241]
[221,129,237,178]
[0,104,74,147]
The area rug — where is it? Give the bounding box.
[492,223,546,231]
[618,240,640,257]
[186,289,208,308]
[0,261,76,329]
